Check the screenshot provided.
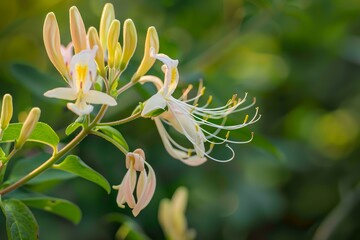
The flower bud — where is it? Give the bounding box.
[70,6,87,53]
[0,94,13,131]
[120,19,137,71]
[43,13,69,78]
[15,108,41,149]
[107,19,121,68]
[88,27,105,76]
[99,3,115,52]
[114,42,122,69]
[132,27,159,82]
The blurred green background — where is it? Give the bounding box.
[1,0,360,239]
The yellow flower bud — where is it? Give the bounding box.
[114,42,123,69]
[88,27,106,77]
[70,6,87,53]
[43,13,69,78]
[132,26,159,82]
[120,19,137,71]
[99,3,115,52]
[107,19,121,68]
[0,94,13,131]
[15,108,41,150]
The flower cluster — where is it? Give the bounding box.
[42,3,260,216]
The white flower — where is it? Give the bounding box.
[113,149,156,216]
[44,46,117,116]
[140,49,260,166]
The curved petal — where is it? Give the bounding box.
[67,102,93,116]
[84,90,117,106]
[141,92,167,117]
[44,87,77,100]
[132,163,156,216]
[154,118,207,166]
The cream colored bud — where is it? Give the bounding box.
[70,6,87,53]
[107,19,121,68]
[100,3,115,52]
[43,13,69,78]
[114,42,123,69]
[120,19,137,71]
[15,108,41,149]
[88,27,105,76]
[132,27,159,82]
[0,94,13,131]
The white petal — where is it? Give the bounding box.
[44,87,77,100]
[67,102,93,116]
[84,90,117,106]
[154,118,207,166]
[141,92,167,117]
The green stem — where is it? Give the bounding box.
[90,130,128,155]
[117,81,135,96]
[98,112,141,126]
[0,104,109,196]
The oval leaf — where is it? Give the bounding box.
[0,199,39,240]
[1,122,59,150]
[6,153,75,187]
[53,155,111,193]
[96,126,129,151]
[65,122,82,136]
[21,197,82,225]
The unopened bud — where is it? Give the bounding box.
[114,42,123,69]
[120,19,137,71]
[70,6,87,53]
[132,27,159,82]
[88,27,105,76]
[99,3,115,52]
[43,13,69,78]
[15,108,41,149]
[107,19,121,68]
[0,94,13,131]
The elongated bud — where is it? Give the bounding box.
[107,19,120,68]
[100,3,115,52]
[120,19,137,71]
[0,94,13,131]
[15,108,41,149]
[115,42,123,69]
[132,27,159,82]
[70,6,87,53]
[88,27,105,76]
[43,13,69,78]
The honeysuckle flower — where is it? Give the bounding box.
[60,42,74,70]
[140,49,260,166]
[44,47,117,116]
[113,149,156,216]
[158,187,195,240]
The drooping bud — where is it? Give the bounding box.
[120,19,137,71]
[15,108,41,150]
[132,27,159,82]
[107,19,121,68]
[0,94,13,132]
[43,13,69,78]
[70,6,87,53]
[88,27,105,76]
[99,3,115,52]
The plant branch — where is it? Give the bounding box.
[98,112,141,126]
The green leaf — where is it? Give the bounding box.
[11,63,63,100]
[95,126,129,151]
[1,122,59,150]
[21,197,82,225]
[53,155,111,193]
[0,199,39,240]
[7,153,75,187]
[65,122,82,136]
